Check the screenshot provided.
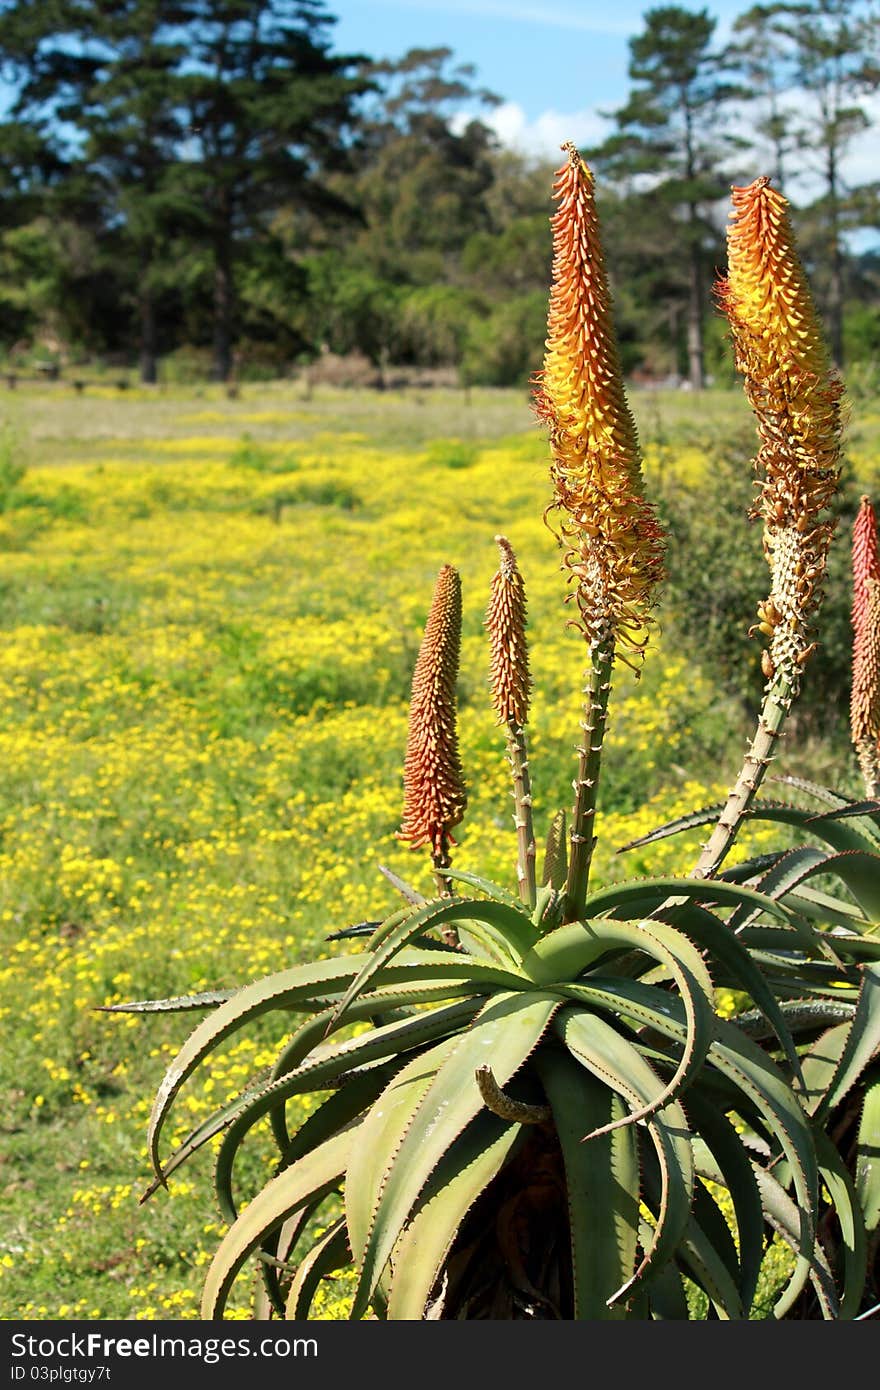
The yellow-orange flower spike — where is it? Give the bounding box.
[721,176,843,684]
[398,564,468,859]
[535,142,665,659]
[486,535,531,728]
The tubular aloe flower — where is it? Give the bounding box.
[535,142,666,662]
[398,564,468,870]
[720,176,843,687]
[851,497,880,798]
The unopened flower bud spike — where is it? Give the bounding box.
[486,535,536,909]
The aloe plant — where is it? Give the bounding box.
[108,151,878,1320]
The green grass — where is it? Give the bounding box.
[0,379,873,1322]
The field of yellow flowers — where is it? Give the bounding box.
[0,379,875,1321]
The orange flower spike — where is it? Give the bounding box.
[398,564,467,863]
[722,176,843,686]
[486,535,531,729]
[852,495,880,636]
[537,142,665,660]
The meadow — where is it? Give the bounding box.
[0,377,876,1320]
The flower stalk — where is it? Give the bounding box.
[694,176,843,879]
[486,536,536,909]
[535,142,665,919]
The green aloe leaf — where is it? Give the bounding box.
[98,988,236,1014]
[555,1007,694,1301]
[526,916,714,1138]
[147,949,524,1183]
[214,1000,482,1221]
[438,868,526,911]
[535,1048,638,1319]
[709,1018,819,1311]
[331,899,534,1026]
[751,1163,836,1318]
[813,963,880,1120]
[585,874,800,928]
[556,976,711,1135]
[653,900,802,1085]
[201,1126,357,1319]
[345,1036,456,1309]
[812,1127,868,1320]
[855,1067,880,1232]
[619,800,880,866]
[385,1112,523,1319]
[283,1218,351,1319]
[349,990,559,1319]
[686,1096,764,1314]
[541,809,568,890]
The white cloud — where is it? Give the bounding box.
[482,99,612,159]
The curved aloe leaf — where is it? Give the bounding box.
[148,949,524,1182]
[345,1036,456,1307]
[349,990,559,1319]
[686,1096,765,1314]
[654,900,802,1085]
[284,1218,350,1319]
[438,868,526,911]
[752,1163,835,1318]
[855,1067,880,1233]
[710,1017,818,1311]
[556,976,711,1136]
[619,800,880,866]
[535,1048,638,1319]
[331,899,534,1024]
[385,1112,523,1319]
[812,1127,868,1320]
[98,988,236,1014]
[201,1126,357,1319]
[586,874,802,929]
[555,1007,694,1301]
[214,1002,482,1220]
[813,963,880,1120]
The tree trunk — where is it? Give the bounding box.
[139,280,158,385]
[827,145,844,368]
[212,196,235,382]
[686,215,705,391]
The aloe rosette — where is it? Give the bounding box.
[109,845,855,1319]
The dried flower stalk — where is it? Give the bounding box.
[694,176,844,879]
[535,142,665,920]
[398,563,468,898]
[486,535,536,907]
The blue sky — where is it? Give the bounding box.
[328,0,880,222]
[328,1,751,155]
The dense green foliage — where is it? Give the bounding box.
[0,0,877,382]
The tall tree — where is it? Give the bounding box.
[0,0,369,380]
[589,6,746,389]
[736,2,880,366]
[168,0,369,380]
